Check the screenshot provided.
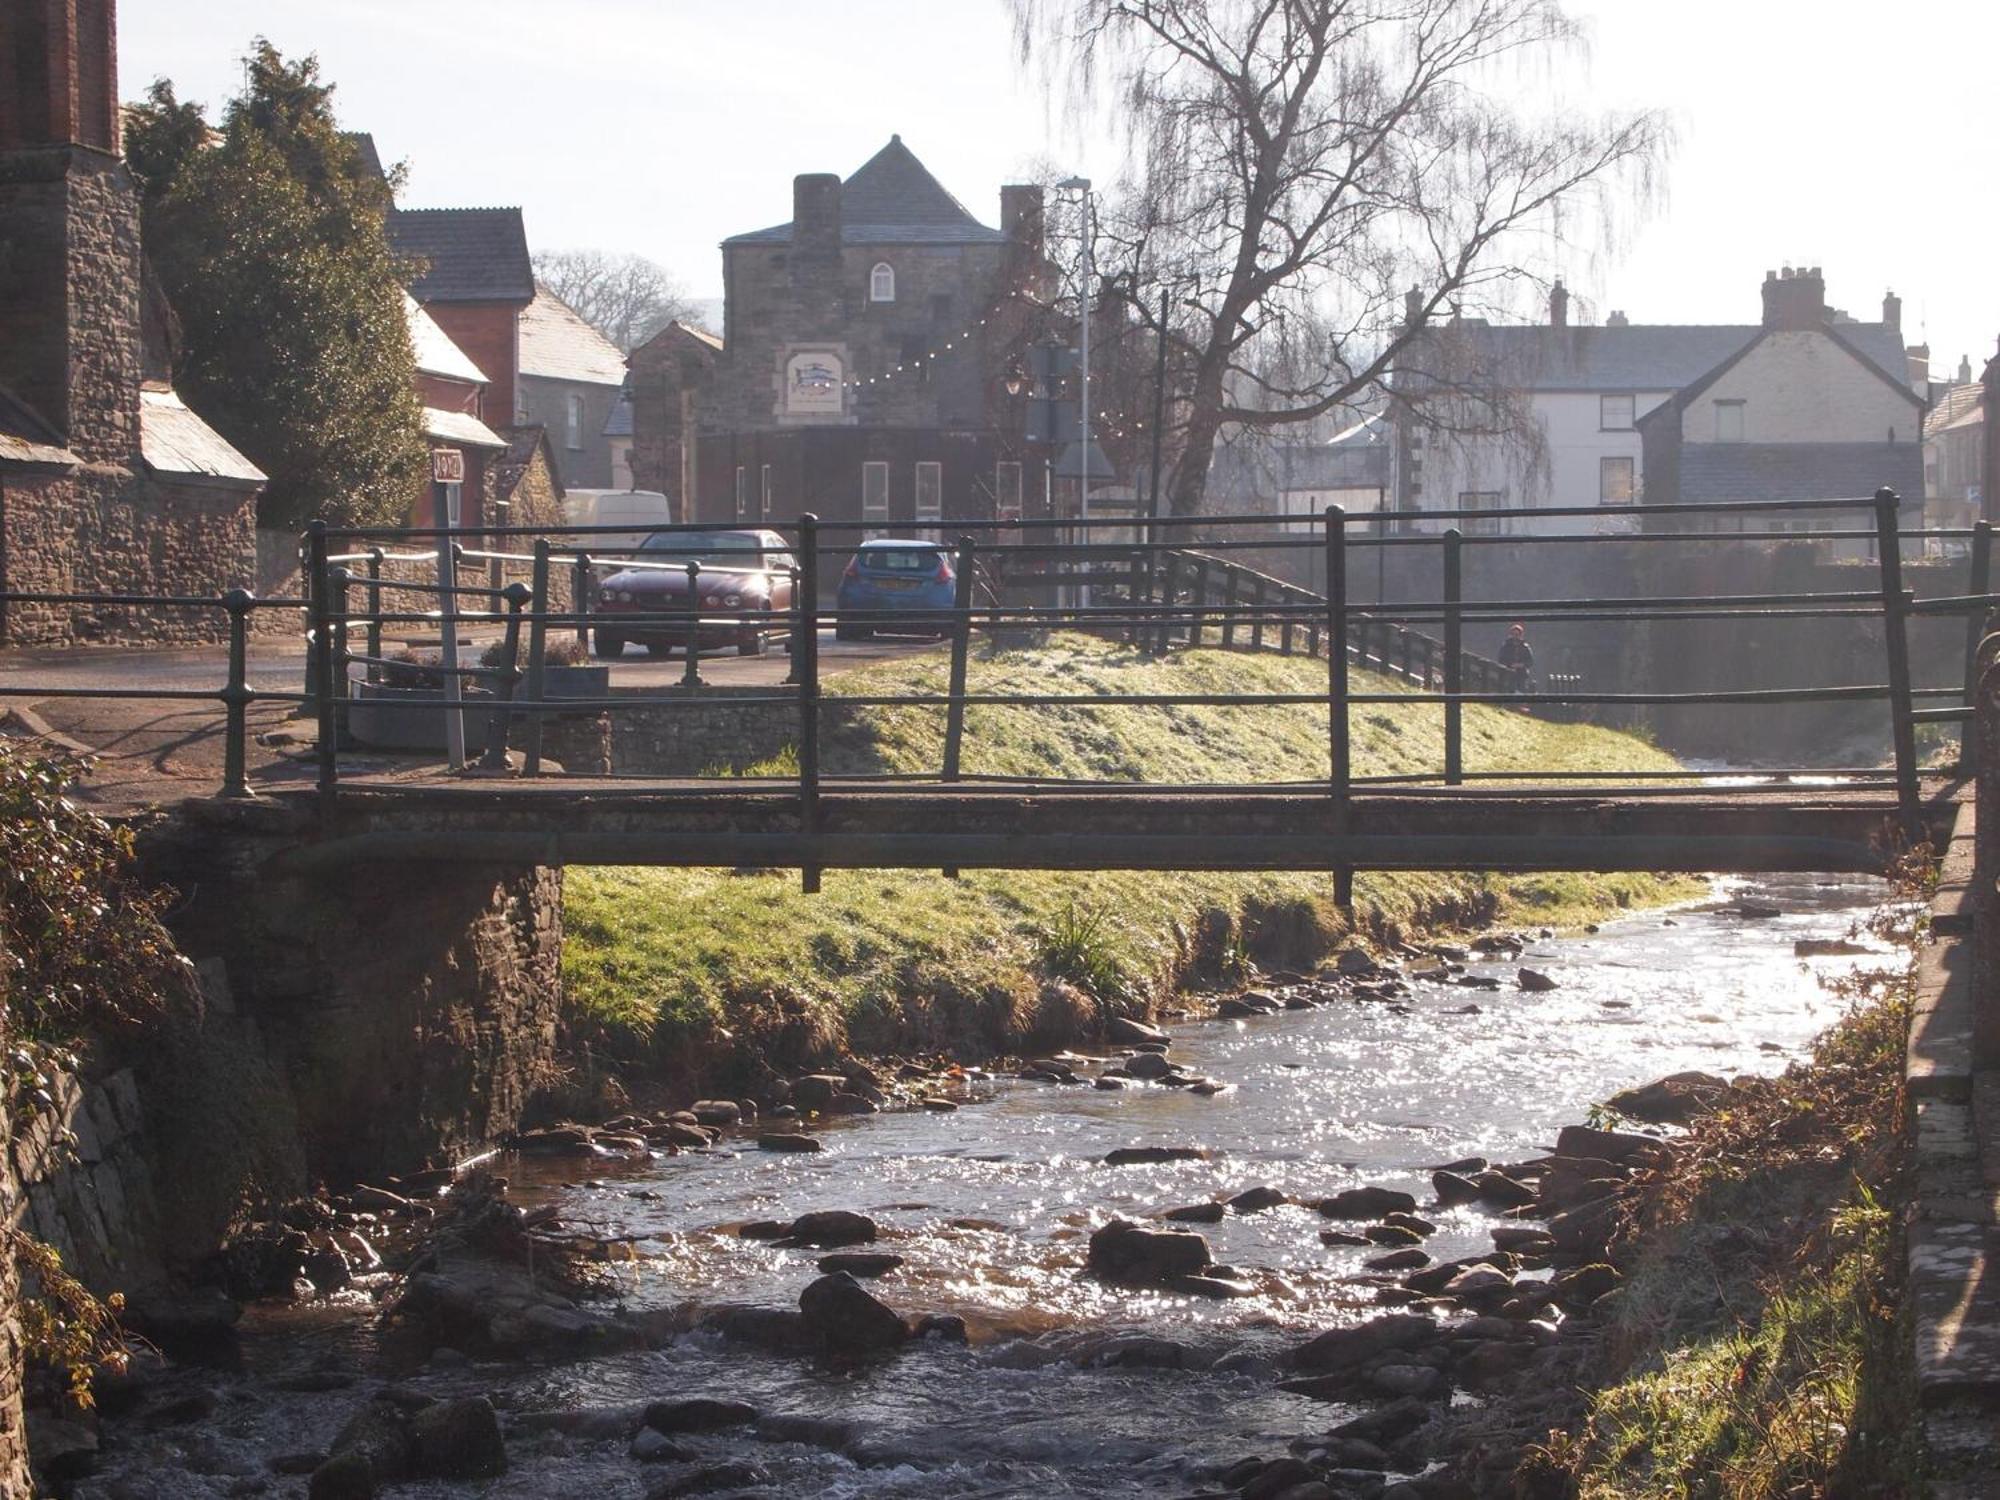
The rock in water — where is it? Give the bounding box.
[1314,1185,1418,1219]
[1516,968,1558,992]
[1103,1145,1203,1165]
[816,1252,904,1277]
[690,1100,740,1127]
[1228,1185,1288,1214]
[1432,1169,1483,1207]
[798,1271,908,1359]
[640,1398,758,1433]
[1107,1015,1170,1046]
[757,1133,823,1153]
[1290,1312,1440,1373]
[1603,1070,1728,1124]
[1086,1218,1213,1284]
[408,1396,507,1479]
[783,1210,878,1247]
[1165,1202,1226,1224]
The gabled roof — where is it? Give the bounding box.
[494,425,564,504]
[405,293,487,385]
[388,207,534,304]
[139,388,265,486]
[723,135,1007,248]
[1635,323,1923,432]
[1926,382,1983,439]
[1402,320,1913,397]
[344,132,386,185]
[517,289,627,386]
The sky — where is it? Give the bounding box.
[119,0,2000,379]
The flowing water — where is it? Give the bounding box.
[84,873,1894,1500]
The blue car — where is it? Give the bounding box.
[834,540,957,639]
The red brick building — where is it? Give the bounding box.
[0,0,264,645]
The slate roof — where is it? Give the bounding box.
[723,135,1007,248]
[405,293,488,385]
[1675,443,1922,505]
[602,399,632,439]
[422,406,507,450]
[517,289,627,386]
[139,388,265,485]
[388,208,534,304]
[1402,320,1912,395]
[344,132,386,185]
[0,386,77,467]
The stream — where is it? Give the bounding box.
[80,872,1893,1500]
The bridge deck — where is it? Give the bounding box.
[264,775,1967,875]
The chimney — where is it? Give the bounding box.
[1961,354,1974,385]
[1882,289,1902,333]
[1607,310,1630,328]
[1404,286,1424,330]
[0,0,140,463]
[791,172,842,267]
[1000,183,1044,275]
[1762,265,1826,332]
[1549,279,1569,328]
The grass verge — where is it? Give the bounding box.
[1513,895,1923,1499]
[562,633,1702,1089]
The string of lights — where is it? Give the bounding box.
[840,288,1040,390]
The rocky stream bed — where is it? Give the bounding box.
[52,873,1892,1500]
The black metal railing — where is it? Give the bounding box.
[0,490,1991,863]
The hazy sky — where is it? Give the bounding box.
[120,1,2000,377]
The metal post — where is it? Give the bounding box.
[479,583,530,773]
[331,567,352,735]
[1327,506,1352,909]
[1965,519,1993,771]
[1219,565,1237,649]
[573,552,593,653]
[1444,527,1463,785]
[1875,487,1920,828]
[1125,545,1146,647]
[220,588,255,799]
[366,546,384,668]
[681,561,706,688]
[942,535,976,782]
[307,521,337,818]
[797,514,822,894]
[1250,573,1266,653]
[438,533,466,772]
[1280,586,1295,656]
[1155,551,1180,657]
[1189,557,1208,648]
[523,539,550,775]
[1144,286,1168,618]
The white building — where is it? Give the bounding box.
[1392,274,1923,534]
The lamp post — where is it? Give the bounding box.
[1058,175,1093,603]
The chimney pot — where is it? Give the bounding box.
[1762,265,1825,331]
[1404,286,1425,330]
[1549,279,1569,328]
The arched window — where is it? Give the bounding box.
[869,262,895,302]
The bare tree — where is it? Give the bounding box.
[531,248,699,352]
[1012,0,1667,515]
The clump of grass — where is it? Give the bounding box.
[1033,901,1138,1007]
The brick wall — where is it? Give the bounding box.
[422,303,523,429]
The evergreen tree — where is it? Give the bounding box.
[124,43,427,530]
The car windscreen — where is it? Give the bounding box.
[637,530,766,562]
[857,549,943,572]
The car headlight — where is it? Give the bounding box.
[617,590,633,603]
[598,589,614,604]
[724,593,742,606]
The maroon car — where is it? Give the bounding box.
[591,528,796,658]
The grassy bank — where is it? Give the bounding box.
[563,634,1700,1085]
[1508,901,1921,1498]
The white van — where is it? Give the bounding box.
[562,489,675,563]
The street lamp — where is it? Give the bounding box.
[1058,175,1093,603]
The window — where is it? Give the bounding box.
[734,466,748,520]
[915,461,943,528]
[862,461,890,530]
[1599,394,1635,431]
[760,464,773,522]
[1599,456,1635,505]
[1715,400,1745,443]
[994,461,1023,521]
[870,262,895,302]
[1458,490,1511,536]
[565,392,584,449]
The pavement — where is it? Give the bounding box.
[0,627,938,811]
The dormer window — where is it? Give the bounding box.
[870,262,895,302]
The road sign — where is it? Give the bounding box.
[431,448,465,485]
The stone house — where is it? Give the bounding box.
[0,0,265,646]
[1635,269,1925,544]
[516,288,627,490]
[631,137,1050,543]
[1393,272,1922,534]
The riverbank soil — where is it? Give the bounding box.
[1440,907,1923,1497]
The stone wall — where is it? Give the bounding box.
[608,684,804,777]
[10,1067,162,1297]
[136,803,564,1185]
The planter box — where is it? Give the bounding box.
[346,671,495,754]
[536,664,611,701]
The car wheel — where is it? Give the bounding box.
[645,640,675,659]
[592,631,624,659]
[836,622,873,641]
[739,607,772,657]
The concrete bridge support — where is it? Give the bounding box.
[135,800,561,1185]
